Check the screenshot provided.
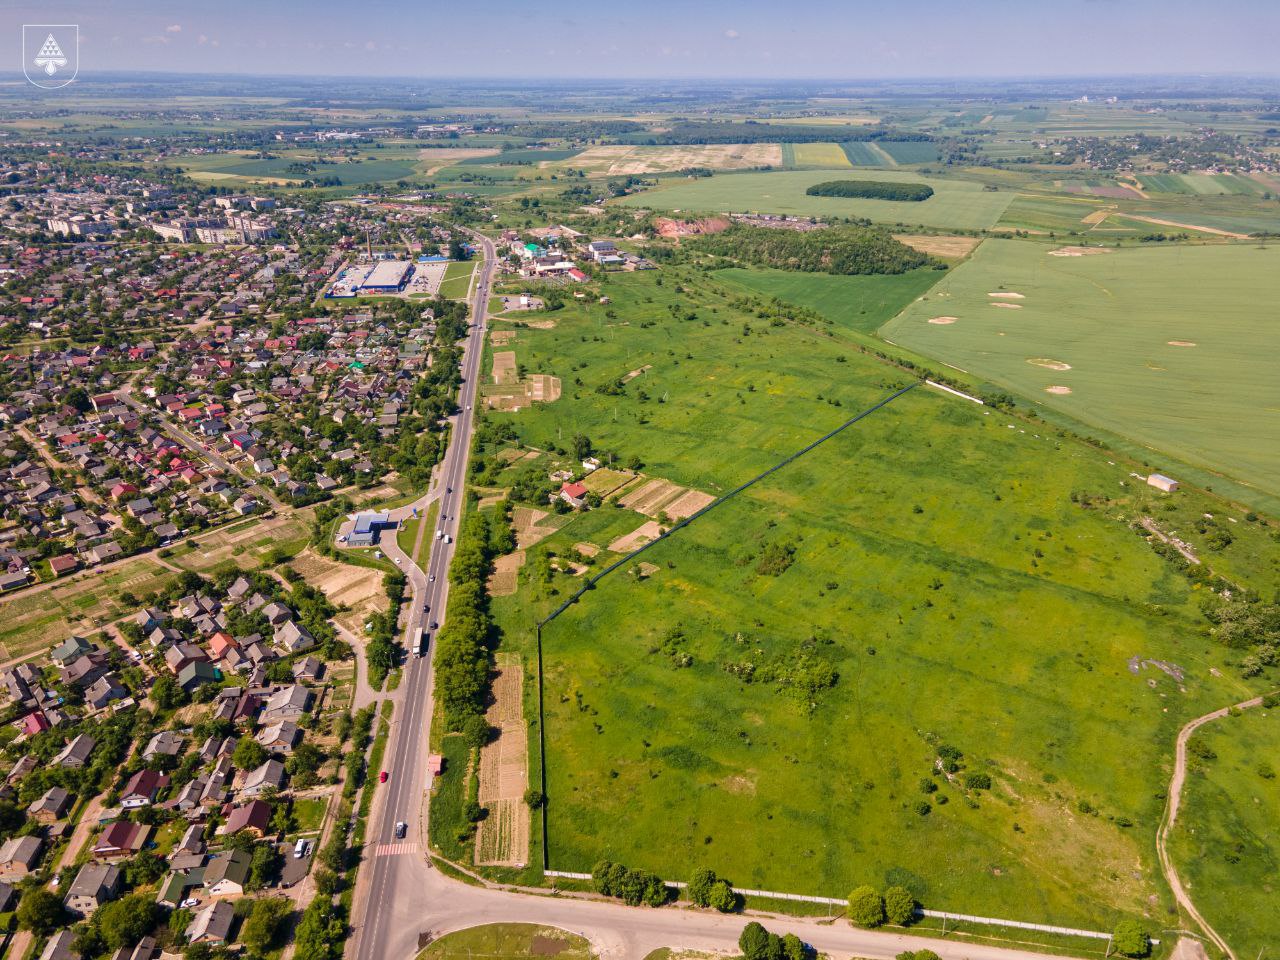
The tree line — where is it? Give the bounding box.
[805,180,935,202]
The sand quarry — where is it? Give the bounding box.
[1045,385,1073,395]
[988,292,1025,299]
[1028,358,1073,371]
[1168,340,1198,347]
[928,316,958,325]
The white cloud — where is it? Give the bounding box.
[364,40,377,51]
[725,28,740,39]
[165,24,182,33]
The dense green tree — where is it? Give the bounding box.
[241,897,292,956]
[883,885,917,925]
[847,885,886,927]
[1112,921,1151,958]
[16,889,65,936]
[232,738,269,771]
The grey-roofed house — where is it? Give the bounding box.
[65,861,121,916]
[38,929,78,960]
[178,660,219,691]
[261,684,312,723]
[85,673,127,710]
[27,786,72,823]
[0,835,43,878]
[238,758,286,798]
[273,619,315,654]
[142,730,183,759]
[186,899,235,944]
[256,720,301,753]
[50,635,94,665]
[53,733,96,768]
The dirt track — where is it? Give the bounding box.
[1156,693,1275,960]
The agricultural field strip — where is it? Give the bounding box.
[532,380,920,864]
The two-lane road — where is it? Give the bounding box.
[350,228,498,960]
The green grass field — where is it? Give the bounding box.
[715,266,942,334]
[879,239,1280,499]
[618,169,1015,230]
[439,260,478,299]
[417,925,595,960]
[1166,705,1280,959]
[479,269,1266,936]
[790,143,854,168]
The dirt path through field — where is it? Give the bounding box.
[1157,693,1275,960]
[1126,215,1248,239]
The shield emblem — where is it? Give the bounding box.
[23,24,79,90]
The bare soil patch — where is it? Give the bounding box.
[988,292,1025,299]
[1045,385,1073,395]
[622,364,652,383]
[528,375,561,402]
[893,234,982,258]
[663,489,717,520]
[490,329,518,346]
[1049,245,1112,257]
[637,562,660,578]
[573,542,600,558]
[1168,340,1197,347]
[619,478,684,517]
[608,521,663,553]
[513,507,564,548]
[1028,358,1072,371]
[487,550,526,597]
[418,147,500,174]
[991,302,1023,310]
[927,316,958,325]
[474,653,529,867]
[492,351,518,385]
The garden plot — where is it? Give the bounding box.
[474,654,530,867]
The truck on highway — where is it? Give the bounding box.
[417,627,430,657]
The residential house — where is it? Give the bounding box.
[53,733,96,768]
[238,758,286,798]
[120,769,169,808]
[64,861,121,916]
[256,720,301,753]
[218,799,272,838]
[142,730,183,760]
[27,786,72,823]
[261,684,311,723]
[203,848,250,896]
[92,820,151,860]
[186,900,235,945]
[0,835,43,878]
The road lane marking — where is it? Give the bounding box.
[376,841,420,857]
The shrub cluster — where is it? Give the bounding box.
[686,868,738,912]
[592,860,670,907]
[738,921,811,960]
[847,884,918,927]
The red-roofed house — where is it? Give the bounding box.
[92,820,151,860]
[559,482,589,510]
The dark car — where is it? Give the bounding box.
[395,821,407,839]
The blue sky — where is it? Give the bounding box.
[3,0,1278,79]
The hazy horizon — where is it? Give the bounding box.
[3,0,1279,82]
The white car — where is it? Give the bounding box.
[181,898,201,908]
[429,574,436,583]
[394,557,401,565]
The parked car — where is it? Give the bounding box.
[379,771,388,783]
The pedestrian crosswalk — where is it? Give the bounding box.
[374,841,420,857]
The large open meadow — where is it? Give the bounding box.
[618,169,1015,230]
[479,270,1265,935]
[879,240,1280,500]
